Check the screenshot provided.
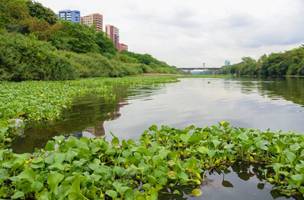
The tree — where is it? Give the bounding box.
[26,1,57,24]
[95,32,117,55]
[0,0,30,30]
[49,22,100,53]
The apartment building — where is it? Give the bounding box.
[105,25,120,49]
[81,13,103,32]
[58,10,81,23]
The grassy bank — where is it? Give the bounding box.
[0,76,178,148]
[0,123,304,199]
[0,1,180,81]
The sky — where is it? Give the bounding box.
[37,0,304,68]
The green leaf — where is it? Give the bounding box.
[291,174,304,186]
[68,175,83,199]
[36,189,49,200]
[111,136,120,146]
[256,139,269,150]
[12,191,24,199]
[180,134,190,143]
[212,139,221,148]
[47,172,64,194]
[158,149,170,159]
[238,132,249,141]
[17,168,36,182]
[31,181,44,191]
[285,151,296,163]
[290,143,301,152]
[106,190,117,198]
[197,146,209,154]
[219,121,230,128]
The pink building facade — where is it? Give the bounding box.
[119,43,128,52]
[105,25,120,49]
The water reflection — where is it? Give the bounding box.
[11,94,121,153]
[159,162,301,200]
[236,78,304,106]
[11,78,304,199]
[105,78,304,141]
[12,78,304,153]
[11,84,164,153]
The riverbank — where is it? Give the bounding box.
[0,76,178,148]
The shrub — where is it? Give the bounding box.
[63,52,116,77]
[0,32,76,81]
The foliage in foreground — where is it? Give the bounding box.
[0,76,178,148]
[0,123,304,199]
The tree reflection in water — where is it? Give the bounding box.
[11,85,130,153]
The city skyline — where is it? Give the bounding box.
[38,0,304,67]
[58,10,127,51]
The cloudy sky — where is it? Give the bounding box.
[38,0,304,67]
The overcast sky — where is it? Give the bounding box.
[38,0,304,67]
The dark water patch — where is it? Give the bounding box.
[159,162,302,200]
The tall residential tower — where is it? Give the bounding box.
[105,25,119,49]
[81,13,103,32]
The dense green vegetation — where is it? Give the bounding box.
[1,123,304,199]
[0,0,179,81]
[221,46,304,77]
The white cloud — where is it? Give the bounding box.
[37,0,304,67]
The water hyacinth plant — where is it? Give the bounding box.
[0,122,304,199]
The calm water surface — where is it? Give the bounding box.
[104,78,304,140]
[12,78,304,200]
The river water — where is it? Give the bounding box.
[12,77,304,200]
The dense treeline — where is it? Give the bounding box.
[221,46,304,77]
[0,0,178,81]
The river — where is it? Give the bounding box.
[12,77,304,200]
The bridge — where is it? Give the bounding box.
[179,67,221,74]
[179,67,220,71]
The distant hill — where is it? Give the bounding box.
[0,0,179,81]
